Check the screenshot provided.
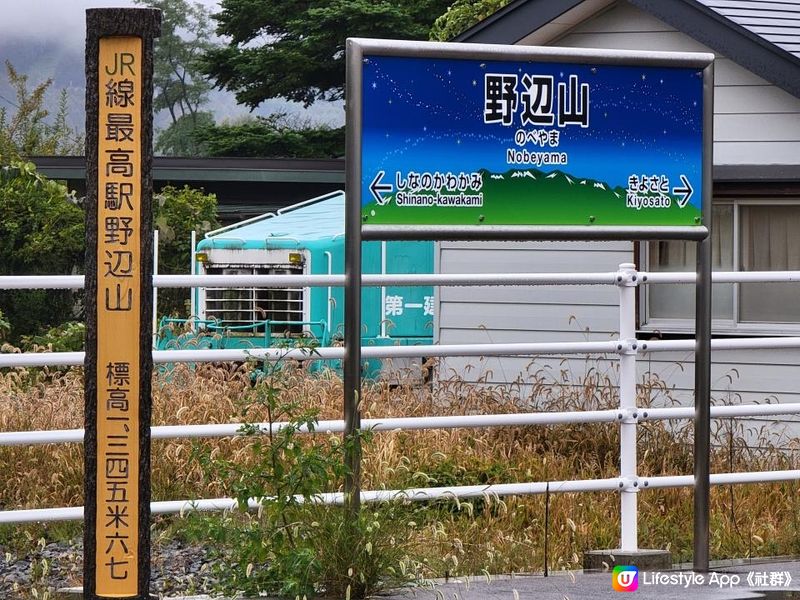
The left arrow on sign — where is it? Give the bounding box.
[370,171,393,205]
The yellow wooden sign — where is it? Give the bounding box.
[96,35,142,597]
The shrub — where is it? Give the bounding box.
[189,357,421,598]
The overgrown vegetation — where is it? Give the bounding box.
[154,184,219,316]
[19,321,86,353]
[0,163,218,343]
[186,355,425,597]
[429,0,513,41]
[1,359,800,596]
[0,161,84,343]
[0,64,85,343]
[194,114,345,159]
[0,61,83,160]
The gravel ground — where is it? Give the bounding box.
[0,538,223,598]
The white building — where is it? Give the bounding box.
[436,0,800,439]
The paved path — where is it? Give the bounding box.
[378,560,800,600]
[62,559,800,600]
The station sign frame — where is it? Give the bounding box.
[347,39,713,240]
[344,38,715,571]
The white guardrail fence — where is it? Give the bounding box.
[3,264,800,554]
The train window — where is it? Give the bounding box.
[255,266,304,335]
[205,266,304,335]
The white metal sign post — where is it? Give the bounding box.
[345,38,714,571]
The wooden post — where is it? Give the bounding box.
[84,8,160,599]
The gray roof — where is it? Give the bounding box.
[456,0,800,100]
[697,0,800,58]
[31,155,345,183]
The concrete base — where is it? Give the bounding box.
[583,548,672,572]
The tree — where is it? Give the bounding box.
[0,61,83,160]
[136,0,217,156]
[155,112,214,156]
[0,64,84,342]
[154,185,219,316]
[194,114,344,158]
[0,162,218,340]
[202,0,452,110]
[0,161,84,342]
[429,0,513,41]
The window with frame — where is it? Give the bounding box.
[205,265,305,335]
[642,199,800,334]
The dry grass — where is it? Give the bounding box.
[1,357,800,574]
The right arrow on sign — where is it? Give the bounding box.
[672,174,693,208]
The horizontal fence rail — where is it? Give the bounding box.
[4,469,800,525]
[3,264,800,551]
[3,402,800,447]
[0,341,622,368]
[0,273,620,289]
[3,270,800,290]
[7,337,800,369]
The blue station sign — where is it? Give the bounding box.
[354,44,710,229]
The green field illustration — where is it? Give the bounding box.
[362,168,702,227]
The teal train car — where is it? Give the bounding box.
[157,191,433,376]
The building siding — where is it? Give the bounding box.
[552,2,800,165]
[435,1,800,442]
[696,0,800,59]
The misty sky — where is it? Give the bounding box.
[0,0,219,51]
[0,0,344,128]
[0,0,221,50]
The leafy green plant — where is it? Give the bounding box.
[20,321,85,353]
[194,114,345,159]
[429,0,513,41]
[0,61,83,161]
[154,184,218,317]
[0,308,10,342]
[189,356,422,598]
[0,160,84,342]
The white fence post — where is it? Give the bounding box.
[618,262,639,551]
[190,230,197,331]
[153,229,159,347]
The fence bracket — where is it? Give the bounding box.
[616,266,640,287]
[619,408,641,424]
[620,476,642,493]
[616,338,640,355]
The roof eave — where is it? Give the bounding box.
[453,0,585,44]
[456,0,800,100]
[628,0,800,99]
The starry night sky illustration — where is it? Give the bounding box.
[360,55,704,208]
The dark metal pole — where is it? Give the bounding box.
[343,39,363,515]
[693,61,715,573]
[693,233,712,571]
